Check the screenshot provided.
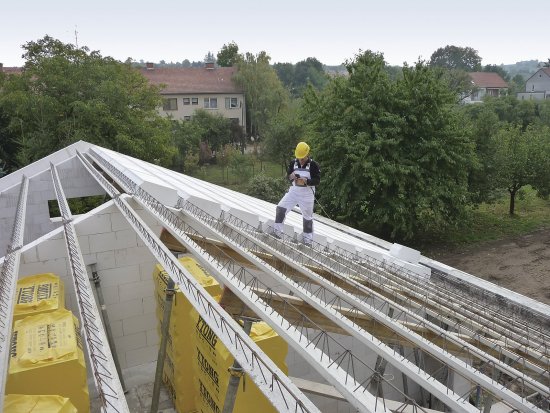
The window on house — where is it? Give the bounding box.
[183,98,190,105]
[191,97,199,105]
[225,97,238,109]
[204,97,218,109]
[184,116,191,121]
[162,98,178,111]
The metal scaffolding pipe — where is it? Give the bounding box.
[150,276,175,413]
[222,318,253,413]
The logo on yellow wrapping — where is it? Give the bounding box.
[199,378,220,413]
[196,315,218,349]
[197,348,219,387]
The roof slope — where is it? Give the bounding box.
[139,66,242,94]
[469,72,508,88]
[1,141,549,413]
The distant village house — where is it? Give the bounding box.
[517,68,550,101]
[139,62,246,132]
[463,72,508,104]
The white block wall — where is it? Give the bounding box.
[0,184,21,256]
[18,201,164,374]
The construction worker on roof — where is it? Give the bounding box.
[273,142,321,246]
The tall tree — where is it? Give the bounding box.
[217,41,241,67]
[429,45,482,71]
[303,51,475,239]
[204,51,216,63]
[263,101,304,168]
[293,57,328,96]
[191,109,233,152]
[482,64,510,81]
[273,62,295,92]
[0,36,175,165]
[491,125,550,214]
[233,51,288,138]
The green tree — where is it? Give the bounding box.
[491,125,550,214]
[460,103,500,202]
[439,68,478,102]
[217,41,241,67]
[0,36,175,166]
[233,51,289,138]
[304,51,475,239]
[293,57,328,96]
[0,101,20,175]
[482,64,510,81]
[171,119,202,171]
[191,109,233,152]
[204,51,216,63]
[262,101,305,168]
[430,45,482,71]
[273,62,295,91]
[245,173,288,203]
[543,59,550,68]
[508,74,525,95]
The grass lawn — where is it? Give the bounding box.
[191,158,285,190]
[421,186,550,251]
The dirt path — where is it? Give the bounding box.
[427,228,550,306]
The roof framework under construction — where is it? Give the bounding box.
[0,141,549,413]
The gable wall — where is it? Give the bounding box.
[18,201,164,373]
[526,70,550,92]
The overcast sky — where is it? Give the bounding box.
[2,0,548,68]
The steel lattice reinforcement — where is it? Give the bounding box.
[85,147,550,412]
[50,163,129,413]
[0,176,28,412]
[86,150,471,413]
[176,199,548,413]
[78,150,320,413]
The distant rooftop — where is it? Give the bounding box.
[138,64,242,94]
[469,72,508,88]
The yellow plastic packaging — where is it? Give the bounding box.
[153,257,222,413]
[6,309,90,413]
[190,315,288,413]
[13,273,65,322]
[3,394,77,413]
[154,257,288,413]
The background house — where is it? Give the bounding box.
[139,63,246,131]
[517,67,550,101]
[463,72,509,103]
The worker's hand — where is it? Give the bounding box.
[296,177,307,186]
[288,172,296,180]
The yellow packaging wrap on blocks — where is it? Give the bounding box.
[190,313,288,413]
[6,309,90,413]
[3,394,77,413]
[153,257,222,413]
[13,273,65,322]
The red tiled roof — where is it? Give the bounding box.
[139,66,242,94]
[1,67,23,75]
[468,72,508,88]
[542,68,550,76]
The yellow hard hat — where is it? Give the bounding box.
[295,142,310,158]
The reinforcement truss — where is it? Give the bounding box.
[50,163,129,413]
[1,144,549,413]
[87,148,549,412]
[0,176,28,413]
[78,151,320,413]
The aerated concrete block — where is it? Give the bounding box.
[389,243,421,264]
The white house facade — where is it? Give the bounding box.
[517,68,550,101]
[140,63,246,131]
